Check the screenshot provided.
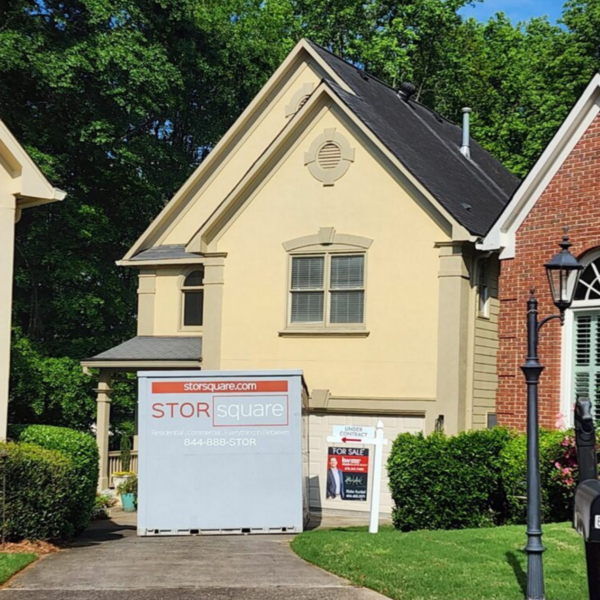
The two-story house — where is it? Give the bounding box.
[83,39,518,511]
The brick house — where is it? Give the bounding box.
[480,73,600,430]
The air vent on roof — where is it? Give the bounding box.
[460,202,472,211]
[398,82,416,102]
[317,142,343,170]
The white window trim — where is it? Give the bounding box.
[179,268,205,332]
[561,303,600,427]
[560,249,600,424]
[284,250,368,333]
[477,258,490,319]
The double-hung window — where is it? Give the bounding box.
[289,254,365,326]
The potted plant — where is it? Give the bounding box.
[112,433,134,491]
[117,474,137,512]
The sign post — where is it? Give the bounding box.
[326,420,388,534]
[369,420,385,534]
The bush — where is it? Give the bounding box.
[117,474,137,496]
[501,429,577,524]
[0,441,78,541]
[92,494,117,520]
[15,425,99,533]
[388,428,513,531]
[388,427,579,532]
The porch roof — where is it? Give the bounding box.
[81,336,202,370]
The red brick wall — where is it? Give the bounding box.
[497,113,600,430]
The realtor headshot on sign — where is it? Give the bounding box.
[326,457,345,500]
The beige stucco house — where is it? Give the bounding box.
[84,40,519,511]
[0,118,65,440]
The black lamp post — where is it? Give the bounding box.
[521,231,583,600]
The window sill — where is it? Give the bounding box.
[278,328,370,338]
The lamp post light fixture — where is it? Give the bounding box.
[521,231,583,600]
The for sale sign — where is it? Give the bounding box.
[137,370,308,535]
[327,446,369,502]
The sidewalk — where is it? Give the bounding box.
[1,511,389,599]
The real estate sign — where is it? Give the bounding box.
[327,446,369,501]
[137,370,308,536]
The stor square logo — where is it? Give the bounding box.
[212,395,289,427]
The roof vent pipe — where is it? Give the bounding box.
[460,107,472,159]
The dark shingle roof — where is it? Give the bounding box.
[130,245,199,262]
[86,336,202,362]
[308,40,520,236]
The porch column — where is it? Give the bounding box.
[435,242,473,435]
[0,192,17,441]
[95,370,113,491]
[202,257,225,370]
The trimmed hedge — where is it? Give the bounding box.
[388,427,578,532]
[388,428,513,531]
[500,430,576,524]
[15,425,99,533]
[0,441,77,541]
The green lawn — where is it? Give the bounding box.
[0,553,37,585]
[291,523,587,600]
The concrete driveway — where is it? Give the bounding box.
[1,512,387,600]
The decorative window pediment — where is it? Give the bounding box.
[283,228,372,253]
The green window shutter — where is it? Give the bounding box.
[573,313,600,419]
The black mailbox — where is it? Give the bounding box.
[575,480,600,543]
[575,397,600,600]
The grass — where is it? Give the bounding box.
[0,553,37,585]
[291,522,587,600]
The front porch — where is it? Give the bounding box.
[81,335,202,490]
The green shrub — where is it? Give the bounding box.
[388,427,580,532]
[15,425,99,533]
[500,429,576,524]
[388,428,513,531]
[0,441,78,541]
[92,494,117,520]
[117,474,137,496]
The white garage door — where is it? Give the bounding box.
[308,413,424,514]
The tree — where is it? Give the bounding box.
[1,0,294,432]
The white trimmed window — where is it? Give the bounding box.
[181,268,204,328]
[564,254,600,422]
[289,254,365,326]
[478,259,490,318]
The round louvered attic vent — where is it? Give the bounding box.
[304,128,355,185]
[317,142,342,170]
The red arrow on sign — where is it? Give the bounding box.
[342,437,362,443]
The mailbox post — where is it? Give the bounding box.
[574,397,600,600]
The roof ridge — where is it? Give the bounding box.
[305,38,465,130]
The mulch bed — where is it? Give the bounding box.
[0,541,59,555]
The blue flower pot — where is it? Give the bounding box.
[121,493,136,512]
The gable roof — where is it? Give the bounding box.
[480,73,600,258]
[0,117,66,207]
[124,39,518,263]
[306,41,519,237]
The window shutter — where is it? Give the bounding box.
[330,255,364,324]
[573,313,600,420]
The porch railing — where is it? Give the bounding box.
[107,450,139,487]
